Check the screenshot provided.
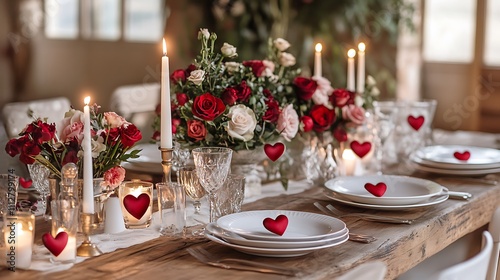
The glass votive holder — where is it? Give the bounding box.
[214,174,245,219]
[156,182,186,236]
[49,200,79,264]
[119,180,153,229]
[3,211,35,270]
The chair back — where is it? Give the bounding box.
[336,261,387,280]
[487,207,500,280]
[429,231,493,280]
[2,97,71,138]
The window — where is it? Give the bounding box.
[484,0,500,66]
[44,0,163,42]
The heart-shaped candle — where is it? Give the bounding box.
[453,151,471,161]
[42,231,68,257]
[123,193,150,220]
[264,142,285,162]
[263,214,288,236]
[364,182,387,197]
[407,115,425,131]
[350,141,372,158]
[19,177,33,189]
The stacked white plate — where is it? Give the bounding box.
[121,143,163,173]
[323,175,449,210]
[204,210,349,257]
[410,145,500,175]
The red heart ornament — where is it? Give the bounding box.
[19,177,33,189]
[454,151,471,161]
[264,142,285,162]
[350,141,372,158]
[364,182,387,197]
[42,231,68,257]
[123,193,150,220]
[407,115,425,131]
[263,215,288,236]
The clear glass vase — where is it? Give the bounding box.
[231,148,266,198]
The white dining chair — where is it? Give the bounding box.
[110,83,160,142]
[335,261,387,280]
[487,207,500,280]
[1,97,71,138]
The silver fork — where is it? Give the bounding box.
[325,204,414,225]
[186,246,300,276]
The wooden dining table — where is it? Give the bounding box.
[1,130,499,279]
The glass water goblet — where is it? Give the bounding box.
[373,101,399,174]
[27,162,51,219]
[192,147,233,223]
[177,167,206,214]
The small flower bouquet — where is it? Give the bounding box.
[5,104,142,190]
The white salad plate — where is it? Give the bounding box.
[412,145,500,169]
[121,143,163,173]
[216,210,346,242]
[205,222,349,249]
[204,230,349,257]
[323,190,449,211]
[323,175,443,206]
[412,164,500,176]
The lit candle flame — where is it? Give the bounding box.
[315,43,322,53]
[84,96,90,105]
[342,149,356,160]
[347,49,356,58]
[358,42,365,52]
[163,38,167,56]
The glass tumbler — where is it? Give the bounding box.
[119,180,153,229]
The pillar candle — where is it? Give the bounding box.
[82,97,94,214]
[342,148,357,176]
[357,43,366,93]
[314,43,322,77]
[160,38,173,149]
[347,49,356,91]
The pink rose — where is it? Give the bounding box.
[61,122,84,144]
[103,166,126,189]
[277,104,299,141]
[342,105,366,126]
[311,76,333,107]
[104,112,127,128]
[59,109,85,143]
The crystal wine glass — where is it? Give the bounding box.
[192,147,233,223]
[373,101,399,174]
[27,162,51,219]
[177,167,206,214]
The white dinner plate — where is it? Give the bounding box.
[205,222,349,249]
[412,145,500,168]
[121,143,163,173]
[412,163,500,176]
[323,190,449,211]
[323,175,443,206]
[216,210,346,242]
[204,231,349,257]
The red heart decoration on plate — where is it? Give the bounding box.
[350,141,372,158]
[407,115,425,131]
[42,231,68,257]
[263,214,288,236]
[264,142,285,162]
[364,182,387,197]
[454,151,471,161]
[19,177,32,189]
[123,193,150,220]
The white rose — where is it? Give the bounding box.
[91,136,106,158]
[221,42,237,58]
[198,28,210,40]
[103,112,126,128]
[187,70,205,85]
[277,104,299,141]
[311,76,333,108]
[225,62,240,74]
[367,75,376,87]
[354,95,365,107]
[370,86,380,96]
[226,104,257,142]
[279,52,296,67]
[273,38,291,51]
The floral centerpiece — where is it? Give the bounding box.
[5,104,142,191]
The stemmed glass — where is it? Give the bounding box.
[372,101,399,174]
[192,147,233,223]
[177,167,206,214]
[27,162,51,219]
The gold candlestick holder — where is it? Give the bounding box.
[160,147,173,182]
[77,213,102,257]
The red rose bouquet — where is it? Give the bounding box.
[5,104,142,188]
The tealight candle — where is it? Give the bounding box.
[119,180,153,229]
[342,148,357,176]
[51,229,76,263]
[3,212,35,270]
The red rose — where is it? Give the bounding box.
[102,127,120,145]
[263,89,272,98]
[243,60,266,77]
[186,64,197,74]
[263,99,280,123]
[294,77,318,100]
[120,123,142,147]
[151,131,160,141]
[221,88,238,105]
[187,120,207,141]
[170,69,186,84]
[19,142,41,164]
[330,89,355,108]
[5,138,22,157]
[176,93,189,106]
[62,150,78,165]
[309,105,336,132]
[192,93,226,121]
[333,127,348,142]
[172,118,181,134]
[300,116,314,132]
[235,81,252,102]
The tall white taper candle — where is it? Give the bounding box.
[347,49,356,91]
[83,96,94,214]
[314,43,322,77]
[357,43,366,93]
[160,38,173,149]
